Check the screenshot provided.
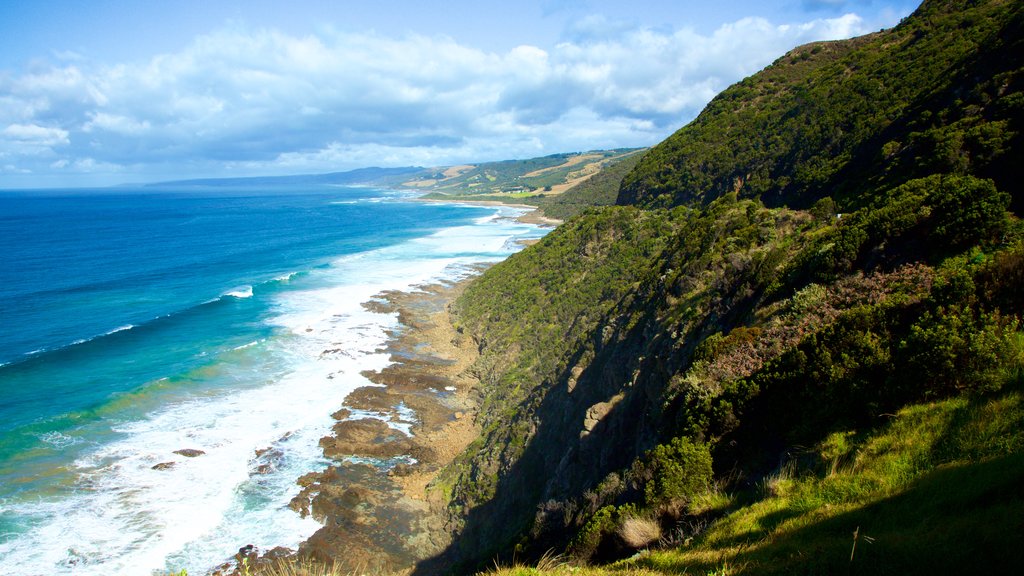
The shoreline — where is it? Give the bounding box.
[221,198,560,575]
[228,273,487,574]
[411,194,564,227]
[301,275,483,571]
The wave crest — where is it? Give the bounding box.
[224,286,254,299]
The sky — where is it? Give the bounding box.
[0,0,921,188]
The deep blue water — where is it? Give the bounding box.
[0,188,478,428]
[0,185,546,574]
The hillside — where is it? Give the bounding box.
[619,0,1023,213]
[415,1,1024,574]
[406,149,643,206]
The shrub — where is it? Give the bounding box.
[639,437,714,508]
[898,306,1022,395]
[927,175,1010,250]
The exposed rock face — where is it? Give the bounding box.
[173,448,206,458]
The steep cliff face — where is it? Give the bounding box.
[418,0,1024,572]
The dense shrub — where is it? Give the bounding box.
[636,437,714,508]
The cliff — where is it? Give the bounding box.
[416,0,1024,573]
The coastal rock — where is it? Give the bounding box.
[321,418,412,459]
[151,462,176,471]
[341,386,394,412]
[389,462,417,477]
[250,447,284,475]
[173,448,206,457]
[287,278,483,571]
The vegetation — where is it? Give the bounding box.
[531,150,646,220]
[483,380,1024,575]
[421,1,1024,574]
[619,0,1023,213]
[408,149,643,204]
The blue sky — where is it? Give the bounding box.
[0,0,920,187]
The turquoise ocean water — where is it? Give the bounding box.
[0,186,547,574]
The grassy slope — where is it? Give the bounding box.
[412,150,641,201]
[487,381,1024,575]
[534,151,646,220]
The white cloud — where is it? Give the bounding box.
[1,123,70,158]
[83,112,151,135]
[0,13,873,184]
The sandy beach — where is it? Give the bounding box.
[413,196,564,227]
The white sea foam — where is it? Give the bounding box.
[232,340,262,351]
[0,204,549,575]
[36,431,85,449]
[224,285,254,299]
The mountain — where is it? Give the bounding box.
[416,1,1024,574]
[620,0,1023,213]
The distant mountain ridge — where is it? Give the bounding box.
[145,166,424,188]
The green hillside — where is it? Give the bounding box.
[532,150,646,220]
[407,149,643,203]
[416,1,1024,574]
[619,0,1023,213]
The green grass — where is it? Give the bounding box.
[618,383,1024,575]
[478,381,1024,576]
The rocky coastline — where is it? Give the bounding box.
[214,272,486,575]
[210,207,556,576]
[296,276,483,572]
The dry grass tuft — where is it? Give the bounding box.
[617,516,662,550]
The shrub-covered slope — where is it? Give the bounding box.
[618,0,1024,213]
[417,1,1024,574]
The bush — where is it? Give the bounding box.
[639,437,714,508]
[928,176,1010,249]
[898,305,1022,395]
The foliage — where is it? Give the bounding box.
[785,174,1009,285]
[634,437,713,509]
[619,0,1024,212]
[534,150,646,220]
[625,381,1024,576]
[412,149,641,199]
[454,206,677,432]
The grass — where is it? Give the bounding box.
[624,382,1024,575]
[480,380,1024,576]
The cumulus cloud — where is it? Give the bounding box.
[0,13,873,184]
[2,123,70,146]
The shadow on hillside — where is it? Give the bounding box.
[411,296,677,574]
[632,452,1024,576]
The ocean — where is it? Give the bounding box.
[0,186,547,575]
